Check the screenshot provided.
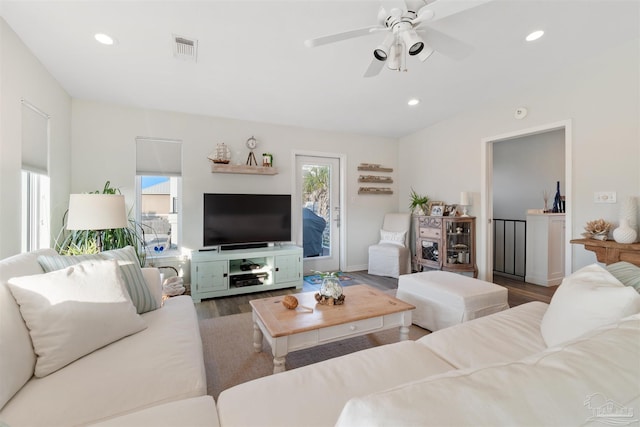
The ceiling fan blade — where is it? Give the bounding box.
[380,0,408,16]
[421,27,474,59]
[304,25,382,48]
[363,58,386,78]
[422,0,492,22]
[411,8,434,25]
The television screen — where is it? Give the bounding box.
[203,193,291,247]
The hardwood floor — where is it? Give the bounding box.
[493,274,558,307]
[195,270,555,321]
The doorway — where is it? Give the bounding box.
[481,120,572,282]
[295,155,342,273]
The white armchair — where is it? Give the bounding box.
[368,213,412,278]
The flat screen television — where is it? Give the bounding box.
[203,193,292,248]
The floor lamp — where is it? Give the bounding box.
[67,194,128,252]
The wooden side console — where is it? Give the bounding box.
[570,238,640,267]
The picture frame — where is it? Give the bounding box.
[429,201,444,216]
[444,204,457,217]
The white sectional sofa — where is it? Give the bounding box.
[0,248,217,427]
[3,246,639,427]
[218,263,640,426]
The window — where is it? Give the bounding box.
[135,138,182,261]
[136,175,181,259]
[21,100,50,253]
[21,171,50,252]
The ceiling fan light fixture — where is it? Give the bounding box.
[386,43,400,70]
[402,30,424,56]
[373,33,395,61]
[417,41,434,62]
[373,48,387,61]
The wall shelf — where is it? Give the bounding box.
[358,175,394,183]
[210,164,278,175]
[357,164,393,172]
[358,187,393,195]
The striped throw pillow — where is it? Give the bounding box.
[38,246,159,314]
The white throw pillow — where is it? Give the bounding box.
[379,229,406,247]
[7,259,147,377]
[540,263,640,347]
[38,246,159,314]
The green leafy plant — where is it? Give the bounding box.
[409,188,430,213]
[54,181,147,266]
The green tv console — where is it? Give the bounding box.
[190,245,303,302]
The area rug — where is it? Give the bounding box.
[303,272,354,285]
[199,312,429,399]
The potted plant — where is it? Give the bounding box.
[54,181,147,266]
[409,188,430,215]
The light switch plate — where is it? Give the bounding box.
[594,191,617,203]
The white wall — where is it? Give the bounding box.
[493,130,565,220]
[70,100,398,271]
[398,38,640,279]
[0,18,71,259]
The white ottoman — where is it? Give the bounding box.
[396,271,509,331]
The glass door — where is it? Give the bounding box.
[295,155,340,273]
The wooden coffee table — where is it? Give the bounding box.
[250,284,415,374]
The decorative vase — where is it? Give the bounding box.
[552,181,561,213]
[613,218,638,244]
[320,275,343,299]
[621,196,638,230]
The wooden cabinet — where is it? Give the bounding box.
[191,245,302,302]
[413,215,478,277]
[526,213,565,286]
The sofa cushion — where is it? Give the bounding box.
[417,301,548,369]
[88,396,219,427]
[0,295,206,427]
[7,259,146,377]
[217,340,455,427]
[336,314,640,426]
[0,248,58,409]
[540,263,640,347]
[606,261,640,292]
[38,246,159,314]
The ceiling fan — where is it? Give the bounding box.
[304,0,489,77]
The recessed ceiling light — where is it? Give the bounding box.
[525,30,544,42]
[408,98,420,106]
[94,33,115,45]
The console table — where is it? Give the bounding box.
[570,238,640,267]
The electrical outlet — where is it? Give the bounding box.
[594,192,617,204]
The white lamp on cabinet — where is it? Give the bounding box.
[459,192,471,217]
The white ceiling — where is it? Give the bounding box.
[2,0,639,138]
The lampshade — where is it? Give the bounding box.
[67,194,128,231]
[460,192,471,206]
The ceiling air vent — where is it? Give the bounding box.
[173,34,198,62]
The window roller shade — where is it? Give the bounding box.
[21,101,50,175]
[136,138,182,176]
